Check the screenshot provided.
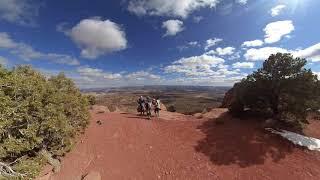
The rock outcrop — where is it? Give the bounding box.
[92,105,110,113]
[194,108,228,119]
[160,103,167,111]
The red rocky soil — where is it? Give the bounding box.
[48,109,320,180]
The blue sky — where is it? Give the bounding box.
[0,0,320,88]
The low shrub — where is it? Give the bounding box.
[167,105,176,112]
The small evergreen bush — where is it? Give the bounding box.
[0,65,89,179]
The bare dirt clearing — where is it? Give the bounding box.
[49,109,320,180]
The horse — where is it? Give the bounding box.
[152,99,160,117]
[137,97,152,119]
[137,102,146,116]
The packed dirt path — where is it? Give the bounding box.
[50,109,320,180]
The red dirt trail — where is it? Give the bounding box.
[50,110,320,180]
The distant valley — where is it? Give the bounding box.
[83,86,230,115]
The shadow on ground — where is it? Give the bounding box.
[195,112,294,167]
[125,114,157,120]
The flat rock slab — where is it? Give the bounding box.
[267,128,320,151]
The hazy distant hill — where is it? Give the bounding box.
[82,85,230,93]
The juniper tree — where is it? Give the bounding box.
[0,65,89,179]
[228,53,319,129]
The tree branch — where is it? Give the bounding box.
[0,161,26,178]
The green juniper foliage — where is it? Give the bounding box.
[85,95,96,106]
[0,65,89,179]
[228,53,320,129]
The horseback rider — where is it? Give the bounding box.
[137,96,145,104]
[137,96,145,115]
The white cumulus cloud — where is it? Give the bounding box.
[69,18,127,59]
[0,0,41,26]
[244,43,320,62]
[188,41,198,46]
[73,66,162,88]
[244,47,288,61]
[193,16,203,23]
[242,40,264,47]
[164,54,225,77]
[162,19,184,37]
[163,53,243,81]
[163,53,246,86]
[264,20,294,44]
[270,4,286,17]
[125,71,161,80]
[236,0,248,5]
[215,47,236,56]
[77,67,122,80]
[205,38,223,50]
[0,32,80,65]
[127,0,219,18]
[206,47,236,56]
[293,43,320,62]
[232,62,254,69]
[0,32,18,48]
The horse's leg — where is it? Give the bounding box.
[148,104,152,119]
